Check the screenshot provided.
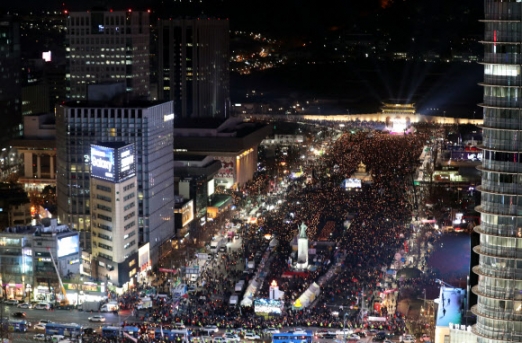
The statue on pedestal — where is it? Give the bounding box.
[296,222,309,269]
[299,222,308,238]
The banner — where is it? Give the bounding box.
[159,268,177,274]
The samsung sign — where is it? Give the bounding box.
[91,143,136,182]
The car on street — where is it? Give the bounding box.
[33,334,46,341]
[263,328,280,335]
[244,332,261,340]
[173,322,186,329]
[401,334,416,343]
[34,303,50,310]
[38,320,53,325]
[88,315,106,322]
[355,331,367,338]
[17,303,32,309]
[291,328,306,334]
[223,333,240,342]
[12,312,26,318]
[335,328,354,336]
[204,325,219,333]
[213,338,227,343]
[51,335,65,342]
[33,324,46,331]
[3,299,18,306]
[348,334,361,340]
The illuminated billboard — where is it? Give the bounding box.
[57,235,80,258]
[91,143,136,183]
[118,144,136,181]
[254,298,283,315]
[91,145,115,181]
[344,178,362,189]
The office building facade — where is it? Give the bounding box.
[56,99,175,263]
[472,1,522,341]
[90,142,139,287]
[65,10,150,100]
[157,18,229,118]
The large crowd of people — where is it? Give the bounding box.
[83,130,435,343]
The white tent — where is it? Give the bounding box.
[241,280,259,307]
[294,282,320,309]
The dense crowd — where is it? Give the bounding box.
[84,130,432,343]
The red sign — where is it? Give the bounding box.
[159,268,177,274]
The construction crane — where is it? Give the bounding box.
[48,247,69,305]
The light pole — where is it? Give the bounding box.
[343,312,349,343]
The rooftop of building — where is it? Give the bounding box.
[173,154,208,162]
[2,219,75,236]
[94,141,130,149]
[174,117,269,138]
[63,99,169,109]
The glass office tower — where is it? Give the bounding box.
[472,1,522,342]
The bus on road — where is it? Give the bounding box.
[272,331,314,343]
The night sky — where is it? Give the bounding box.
[5,0,482,40]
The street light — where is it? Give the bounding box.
[343,312,349,343]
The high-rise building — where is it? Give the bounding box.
[472,1,522,340]
[90,142,139,287]
[157,18,229,118]
[56,84,175,263]
[0,16,22,145]
[65,10,150,100]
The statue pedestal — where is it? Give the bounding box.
[296,237,309,270]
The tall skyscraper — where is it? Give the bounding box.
[157,18,229,118]
[0,16,22,144]
[56,85,175,263]
[90,142,139,286]
[472,1,522,340]
[65,10,150,100]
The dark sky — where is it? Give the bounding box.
[5,0,482,41]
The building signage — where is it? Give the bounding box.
[91,143,136,183]
[91,145,115,181]
[63,282,102,292]
[159,268,177,273]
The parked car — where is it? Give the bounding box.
[401,334,416,343]
[33,324,46,331]
[34,303,50,310]
[88,315,106,322]
[223,333,240,342]
[335,328,354,336]
[17,303,32,309]
[4,299,18,306]
[204,325,219,333]
[244,332,260,340]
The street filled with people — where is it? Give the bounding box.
[68,129,435,343]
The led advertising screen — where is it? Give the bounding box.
[91,145,115,182]
[118,144,136,181]
[91,143,136,182]
[254,298,283,315]
[344,178,362,189]
[57,235,80,258]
